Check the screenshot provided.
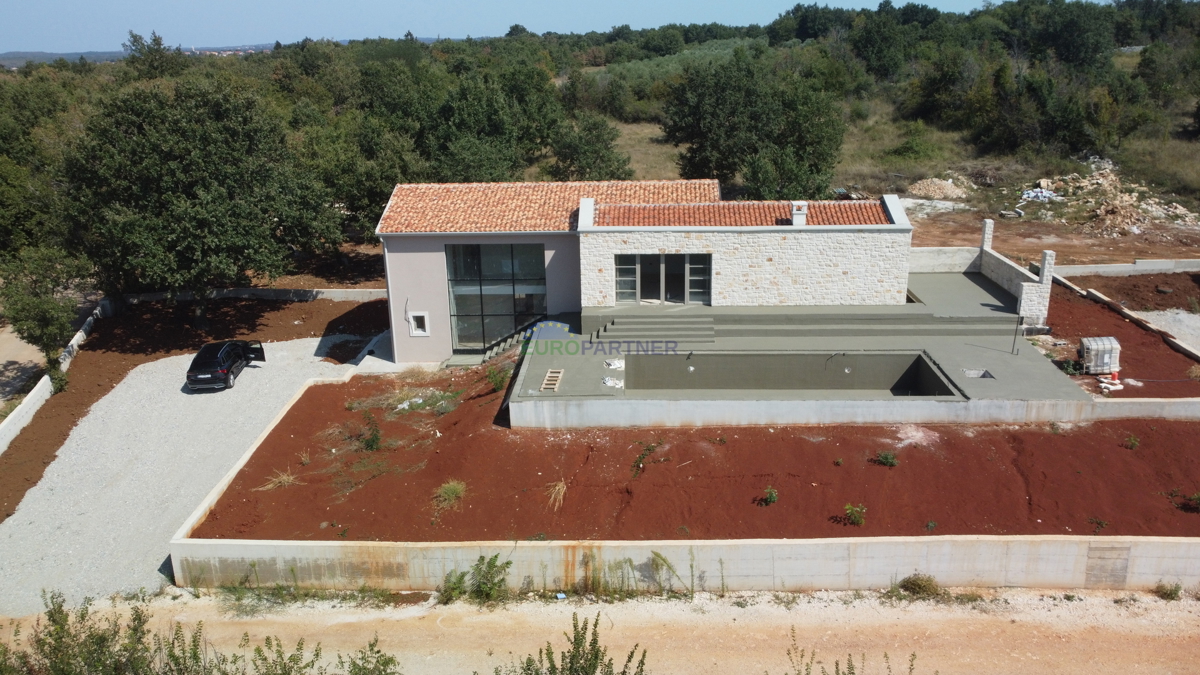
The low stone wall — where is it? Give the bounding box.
[508,396,1200,428]
[170,535,1200,593]
[981,248,1052,326]
[908,247,981,273]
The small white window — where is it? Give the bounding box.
[408,312,430,337]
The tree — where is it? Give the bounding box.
[122,31,190,80]
[545,112,634,181]
[850,1,908,80]
[743,85,845,199]
[65,81,339,323]
[506,24,531,38]
[663,48,778,181]
[0,247,91,384]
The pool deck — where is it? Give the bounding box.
[510,273,1088,408]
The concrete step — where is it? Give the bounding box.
[714,324,1016,338]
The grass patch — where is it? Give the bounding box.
[882,573,984,605]
[253,468,304,491]
[218,572,427,616]
[433,479,466,514]
[347,385,461,417]
[486,365,511,393]
[614,121,679,180]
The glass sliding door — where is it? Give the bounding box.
[446,244,547,350]
[615,254,712,306]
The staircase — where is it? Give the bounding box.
[589,316,716,344]
[710,312,1017,339]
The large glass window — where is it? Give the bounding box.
[447,244,546,350]
[615,254,712,306]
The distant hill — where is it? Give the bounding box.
[2,38,440,69]
[0,51,126,68]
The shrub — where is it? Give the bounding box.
[486,365,511,393]
[468,553,513,604]
[844,503,866,526]
[872,450,899,467]
[360,411,381,452]
[1124,434,1140,450]
[898,573,942,600]
[49,368,68,394]
[1152,580,1182,601]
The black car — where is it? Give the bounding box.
[186,340,266,390]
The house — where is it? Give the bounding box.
[376,179,918,366]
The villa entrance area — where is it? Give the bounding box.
[615,253,712,305]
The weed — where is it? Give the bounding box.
[1114,594,1138,605]
[1049,421,1063,434]
[705,435,727,445]
[545,480,567,511]
[649,551,683,596]
[1088,517,1108,534]
[337,528,349,538]
[1124,434,1140,450]
[1063,593,1080,601]
[438,570,468,604]
[772,592,800,610]
[297,450,311,466]
[630,439,664,478]
[844,503,867,526]
[1189,364,1200,380]
[925,520,937,532]
[360,411,381,452]
[1152,581,1183,601]
[253,468,304,491]
[732,598,751,608]
[1057,359,1084,375]
[433,399,458,416]
[432,479,466,514]
[757,485,779,507]
[676,525,690,536]
[834,458,843,466]
[486,366,510,393]
[1190,296,1200,314]
[899,574,942,600]
[872,451,899,467]
[494,612,646,675]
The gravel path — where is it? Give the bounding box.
[0,336,365,616]
[1140,309,1200,350]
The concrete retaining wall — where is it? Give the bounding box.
[508,396,1200,427]
[118,288,388,305]
[169,535,1200,593]
[908,247,981,273]
[1049,258,1200,277]
[0,303,106,459]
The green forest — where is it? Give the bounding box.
[1,0,1200,358]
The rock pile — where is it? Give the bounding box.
[906,178,968,200]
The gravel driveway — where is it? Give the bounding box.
[1140,309,1200,351]
[0,336,368,617]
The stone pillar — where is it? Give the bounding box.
[981,219,994,250]
[1039,250,1056,285]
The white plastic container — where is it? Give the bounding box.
[1079,337,1120,375]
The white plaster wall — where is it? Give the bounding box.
[383,234,581,364]
[909,247,981,273]
[579,230,911,307]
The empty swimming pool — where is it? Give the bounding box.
[625,351,960,398]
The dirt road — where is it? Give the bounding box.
[5,589,1197,674]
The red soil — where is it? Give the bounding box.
[1046,283,1200,398]
[192,363,1200,543]
[1067,272,1200,312]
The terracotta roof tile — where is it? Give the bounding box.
[594,202,794,227]
[377,180,721,234]
[806,200,892,225]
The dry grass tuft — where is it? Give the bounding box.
[433,479,467,514]
[545,480,567,511]
[254,468,304,491]
[1189,365,1200,381]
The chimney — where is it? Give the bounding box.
[578,197,595,230]
[790,201,808,226]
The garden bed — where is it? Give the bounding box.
[190,360,1200,543]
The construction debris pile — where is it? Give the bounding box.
[1011,157,1200,236]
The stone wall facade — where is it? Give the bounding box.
[980,246,1054,327]
[579,229,912,307]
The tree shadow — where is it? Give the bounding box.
[283,244,385,286]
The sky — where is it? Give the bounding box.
[2,0,991,54]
